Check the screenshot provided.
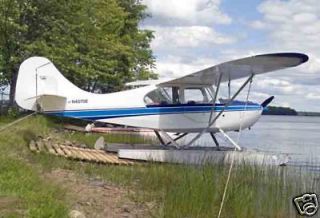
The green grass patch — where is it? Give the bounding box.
[76,162,320,218]
[0,156,68,217]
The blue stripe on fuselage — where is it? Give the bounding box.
[45,104,262,120]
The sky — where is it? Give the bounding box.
[140,0,320,112]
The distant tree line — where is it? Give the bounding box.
[297,111,320,117]
[262,106,298,116]
[0,0,157,106]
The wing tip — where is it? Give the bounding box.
[257,52,309,65]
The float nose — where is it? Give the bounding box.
[261,96,274,108]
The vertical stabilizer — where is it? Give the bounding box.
[15,57,84,111]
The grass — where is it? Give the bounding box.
[0,114,319,217]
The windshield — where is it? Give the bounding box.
[144,87,173,105]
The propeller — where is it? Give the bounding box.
[261,96,274,108]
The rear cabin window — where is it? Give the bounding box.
[184,88,209,104]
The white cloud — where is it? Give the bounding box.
[147,26,236,50]
[141,0,231,26]
[249,20,267,29]
[254,0,320,74]
[154,55,216,78]
[238,0,320,111]
[306,93,320,100]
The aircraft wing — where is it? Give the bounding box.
[157,53,308,86]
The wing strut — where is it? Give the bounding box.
[218,128,241,150]
[185,73,255,147]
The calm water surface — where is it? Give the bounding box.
[191,115,320,166]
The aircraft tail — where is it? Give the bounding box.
[15,57,83,111]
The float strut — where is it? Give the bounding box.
[166,133,188,146]
[160,130,180,148]
[210,132,220,150]
[154,130,165,145]
[218,128,242,151]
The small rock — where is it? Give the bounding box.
[85,123,95,132]
[94,136,105,150]
[122,205,130,213]
[69,210,86,218]
[79,144,87,148]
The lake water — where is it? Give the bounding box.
[190,115,320,167]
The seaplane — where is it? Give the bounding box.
[15,53,308,156]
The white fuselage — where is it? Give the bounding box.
[96,109,262,133]
[42,84,263,133]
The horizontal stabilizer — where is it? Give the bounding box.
[26,94,67,111]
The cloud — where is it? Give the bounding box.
[249,20,267,29]
[147,26,236,50]
[306,93,320,100]
[240,0,320,111]
[253,0,320,74]
[141,0,231,26]
[154,55,217,78]
[246,0,320,77]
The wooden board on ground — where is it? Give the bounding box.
[29,141,134,165]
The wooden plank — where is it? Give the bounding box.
[86,149,112,163]
[60,145,73,157]
[68,148,85,160]
[52,144,67,157]
[75,148,96,161]
[94,150,120,164]
[85,151,106,163]
[78,152,91,161]
[66,146,85,160]
[72,147,102,163]
[89,150,113,164]
[29,142,135,165]
[45,143,57,155]
[91,149,116,164]
[82,148,110,163]
[104,154,119,164]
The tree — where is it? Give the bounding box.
[0,0,156,105]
